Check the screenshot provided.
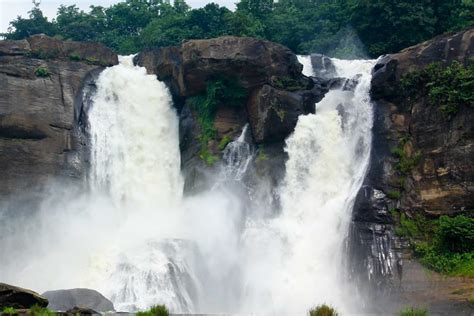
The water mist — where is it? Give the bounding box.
[0,54,376,315]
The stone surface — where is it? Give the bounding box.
[43,288,114,312]
[0,283,48,309]
[137,36,328,191]
[136,36,307,97]
[350,27,474,313]
[360,27,474,218]
[0,35,117,201]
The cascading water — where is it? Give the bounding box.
[1,54,376,315]
[239,57,375,314]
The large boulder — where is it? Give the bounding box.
[0,35,118,202]
[136,36,306,97]
[0,283,48,309]
[247,83,326,143]
[42,288,114,312]
[136,37,327,191]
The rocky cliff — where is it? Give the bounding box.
[135,36,329,192]
[350,28,474,314]
[0,35,117,204]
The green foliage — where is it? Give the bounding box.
[69,54,81,61]
[390,136,422,176]
[396,307,428,316]
[400,61,474,117]
[188,77,246,164]
[273,76,307,91]
[437,215,474,253]
[136,304,169,316]
[3,0,473,57]
[393,212,474,276]
[1,307,16,316]
[34,66,50,77]
[0,305,56,316]
[256,145,269,162]
[415,242,474,276]
[29,305,55,316]
[308,304,338,316]
[218,135,232,151]
[387,190,401,200]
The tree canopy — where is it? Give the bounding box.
[2,0,473,57]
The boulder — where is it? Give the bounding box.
[136,36,307,97]
[0,283,48,309]
[65,306,100,315]
[310,53,336,79]
[247,84,326,143]
[136,36,329,191]
[43,288,114,312]
[0,35,118,202]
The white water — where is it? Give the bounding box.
[0,55,375,315]
[239,58,375,314]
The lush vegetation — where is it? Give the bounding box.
[2,0,473,57]
[392,211,474,276]
[400,61,474,117]
[1,305,55,316]
[397,307,428,316]
[308,304,338,316]
[136,304,169,316]
[188,77,246,164]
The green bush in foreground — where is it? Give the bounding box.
[1,307,16,316]
[0,305,55,316]
[309,304,338,316]
[136,304,169,316]
[397,306,428,316]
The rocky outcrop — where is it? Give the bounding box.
[363,28,474,217]
[136,36,328,191]
[0,35,117,202]
[43,288,114,312]
[0,283,48,309]
[350,28,474,311]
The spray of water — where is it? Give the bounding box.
[0,55,375,315]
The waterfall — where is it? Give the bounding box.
[87,56,199,312]
[0,54,376,315]
[89,55,183,208]
[240,58,375,314]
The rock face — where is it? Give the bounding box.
[0,283,48,309]
[350,28,474,312]
[0,35,118,202]
[136,36,328,191]
[363,28,474,217]
[42,288,114,312]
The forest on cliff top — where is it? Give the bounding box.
[2,0,473,58]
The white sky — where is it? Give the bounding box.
[0,0,236,33]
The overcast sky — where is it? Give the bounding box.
[0,0,236,33]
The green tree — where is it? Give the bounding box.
[5,7,56,39]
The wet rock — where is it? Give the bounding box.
[0,35,118,201]
[42,289,114,312]
[0,283,48,309]
[310,53,336,79]
[247,84,325,143]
